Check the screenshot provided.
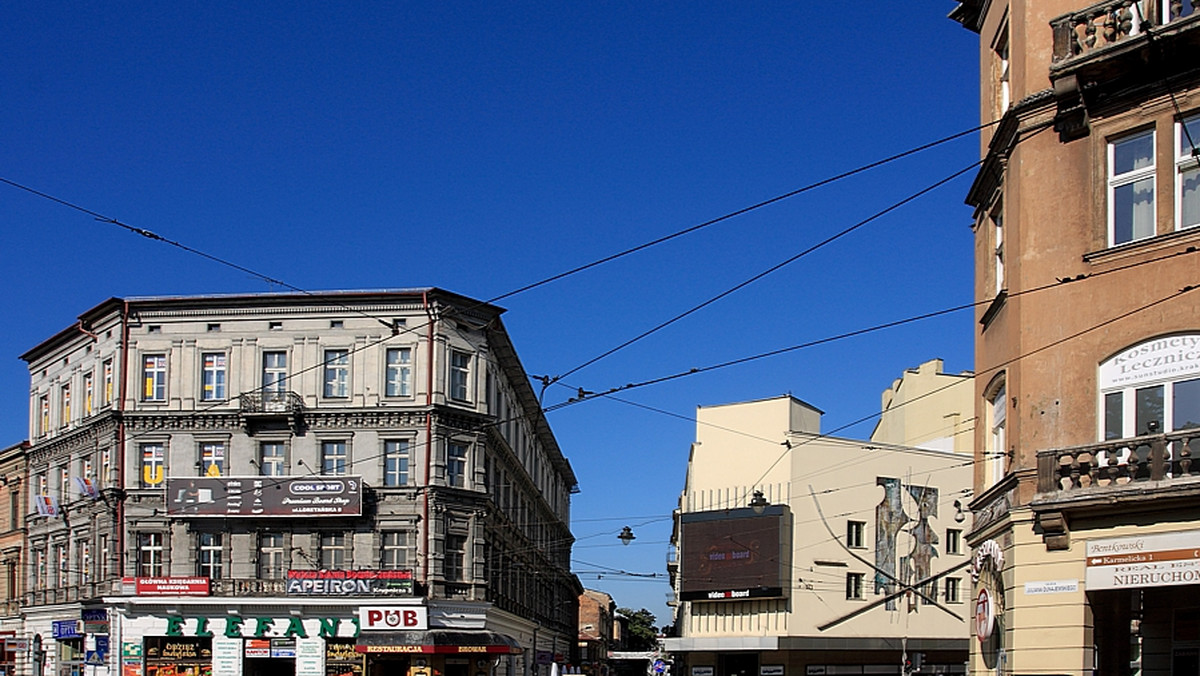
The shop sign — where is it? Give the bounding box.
[83,609,110,634]
[358,607,428,631]
[244,640,271,658]
[122,643,142,660]
[691,668,713,676]
[287,569,414,596]
[1099,334,1200,389]
[295,637,325,676]
[128,577,211,596]
[270,639,297,658]
[165,476,362,517]
[6,639,30,651]
[162,615,360,639]
[53,620,82,640]
[760,667,784,676]
[1086,530,1200,590]
[212,637,242,676]
[975,589,995,644]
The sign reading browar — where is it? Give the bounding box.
[165,476,362,517]
[287,570,415,596]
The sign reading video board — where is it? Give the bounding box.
[678,505,788,601]
[165,476,362,517]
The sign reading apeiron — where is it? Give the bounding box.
[287,569,414,596]
[1086,530,1200,590]
[165,476,362,517]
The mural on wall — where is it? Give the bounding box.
[873,477,939,610]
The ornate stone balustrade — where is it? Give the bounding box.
[1037,428,1200,493]
[1051,0,1196,62]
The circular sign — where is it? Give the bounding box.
[975,588,995,643]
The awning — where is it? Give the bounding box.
[356,630,523,655]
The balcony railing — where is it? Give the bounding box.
[1037,428,1200,494]
[211,578,288,596]
[240,391,304,415]
[1052,0,1197,63]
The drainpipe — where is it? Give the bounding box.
[422,291,435,583]
[117,301,130,576]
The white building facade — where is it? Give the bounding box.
[18,290,578,676]
[663,395,972,675]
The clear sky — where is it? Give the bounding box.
[1,3,979,625]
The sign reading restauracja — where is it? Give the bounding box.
[1086,530,1200,590]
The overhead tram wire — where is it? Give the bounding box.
[543,241,1200,414]
[546,160,985,385]
[3,118,996,347]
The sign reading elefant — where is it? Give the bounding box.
[164,476,362,517]
[358,607,428,631]
[1086,530,1200,590]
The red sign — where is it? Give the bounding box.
[127,577,211,596]
[975,588,994,643]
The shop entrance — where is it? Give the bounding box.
[366,655,410,676]
[244,660,294,676]
[716,653,756,676]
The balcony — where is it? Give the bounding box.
[1051,0,1198,64]
[239,391,305,435]
[211,578,288,596]
[1033,428,1200,547]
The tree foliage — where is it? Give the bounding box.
[617,607,658,651]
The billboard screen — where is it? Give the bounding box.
[679,506,787,601]
[165,476,362,517]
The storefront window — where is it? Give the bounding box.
[324,640,364,676]
[57,639,84,676]
[144,638,212,676]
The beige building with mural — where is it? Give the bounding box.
[951,1,1200,673]
[662,385,973,675]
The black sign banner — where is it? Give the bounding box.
[165,476,362,517]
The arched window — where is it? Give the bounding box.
[1099,334,1200,439]
[984,374,1007,488]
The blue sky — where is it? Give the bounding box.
[1,3,979,624]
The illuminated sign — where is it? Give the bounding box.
[678,507,788,601]
[357,607,428,631]
[287,569,414,596]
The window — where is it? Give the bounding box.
[987,381,1007,487]
[449,350,471,401]
[945,577,962,604]
[846,572,864,600]
[992,206,1004,295]
[258,533,285,578]
[60,384,70,427]
[102,359,113,407]
[995,26,1010,116]
[200,442,225,477]
[201,353,227,401]
[259,442,286,476]
[385,347,413,397]
[143,354,167,401]
[319,533,347,569]
[323,349,349,398]
[383,440,410,487]
[847,521,865,549]
[447,442,468,488]
[34,550,46,591]
[322,441,348,476]
[1100,335,1200,439]
[52,542,66,588]
[263,352,288,394]
[38,394,49,437]
[141,443,165,487]
[79,541,92,584]
[381,531,410,570]
[98,534,109,580]
[83,372,94,417]
[947,529,962,555]
[198,533,223,579]
[1176,114,1200,230]
[138,533,164,577]
[1109,129,1156,246]
[445,534,467,582]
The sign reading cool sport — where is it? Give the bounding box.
[164,476,363,517]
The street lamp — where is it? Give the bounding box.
[618,526,636,545]
[749,490,769,515]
